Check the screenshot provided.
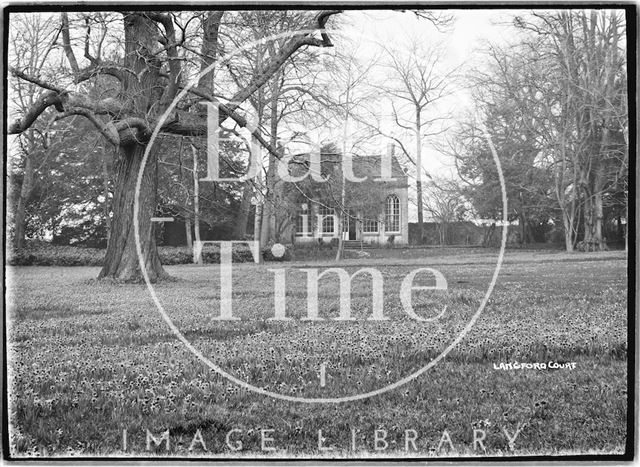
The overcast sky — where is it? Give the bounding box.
[326,9,519,219]
[346,8,517,175]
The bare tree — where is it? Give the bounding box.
[8,14,67,249]
[450,10,627,252]
[374,38,458,243]
[512,10,627,251]
[8,10,341,281]
[423,178,466,246]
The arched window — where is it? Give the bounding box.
[385,195,400,232]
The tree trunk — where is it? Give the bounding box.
[13,152,34,250]
[415,107,424,244]
[335,83,352,262]
[483,222,496,247]
[233,182,252,239]
[558,178,578,252]
[185,215,193,249]
[98,13,167,282]
[582,186,594,251]
[198,11,223,88]
[518,212,534,246]
[98,143,167,282]
[562,212,575,252]
[582,161,607,252]
[592,164,606,250]
[260,76,281,246]
[192,144,202,264]
[260,191,273,246]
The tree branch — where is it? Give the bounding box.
[61,12,80,73]
[10,67,65,93]
[8,91,63,134]
[225,10,341,114]
[55,108,120,145]
[74,63,137,84]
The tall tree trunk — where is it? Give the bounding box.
[582,184,594,251]
[13,152,34,250]
[234,182,252,239]
[582,160,606,252]
[185,215,193,249]
[99,142,166,282]
[192,144,202,264]
[519,213,534,245]
[260,186,274,246]
[260,75,281,246]
[592,163,606,250]
[335,88,351,262]
[562,211,575,252]
[592,122,609,251]
[199,11,223,88]
[335,178,346,261]
[98,13,167,281]
[415,106,424,244]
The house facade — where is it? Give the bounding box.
[289,151,410,245]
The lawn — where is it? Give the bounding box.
[5,249,629,458]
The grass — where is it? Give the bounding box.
[5,249,628,458]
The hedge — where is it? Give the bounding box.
[7,243,263,266]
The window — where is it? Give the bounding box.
[323,216,334,234]
[318,205,335,234]
[385,194,400,232]
[362,218,379,233]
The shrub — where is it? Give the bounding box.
[158,247,193,265]
[290,242,337,261]
[7,243,105,266]
[575,240,608,252]
[386,235,396,248]
[7,242,259,267]
[160,244,258,264]
[545,227,566,244]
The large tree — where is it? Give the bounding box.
[450,10,627,251]
[221,10,338,247]
[8,13,69,249]
[8,10,340,281]
[372,38,458,243]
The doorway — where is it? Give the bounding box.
[348,210,357,240]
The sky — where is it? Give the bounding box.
[323,9,519,220]
[344,9,516,175]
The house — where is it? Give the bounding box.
[286,147,410,245]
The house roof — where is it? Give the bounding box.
[289,149,408,181]
[348,153,408,180]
